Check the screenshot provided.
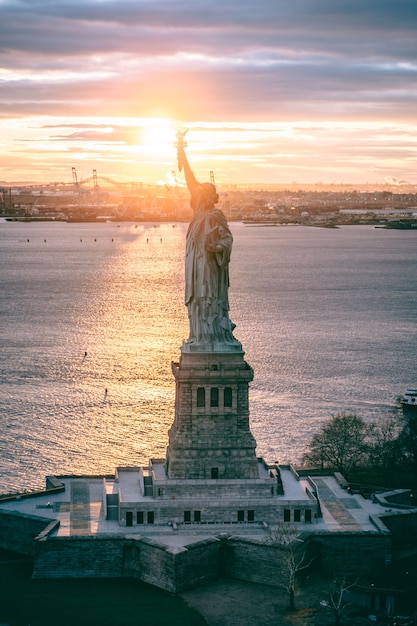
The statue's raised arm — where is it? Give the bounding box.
[176,130,198,194]
[176,130,217,213]
[176,131,240,350]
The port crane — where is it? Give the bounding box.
[0,187,12,214]
[71,166,82,208]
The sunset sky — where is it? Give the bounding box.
[0,0,416,187]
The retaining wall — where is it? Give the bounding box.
[380,510,417,548]
[32,534,224,593]
[0,509,395,593]
[309,532,391,575]
[0,510,51,556]
[32,535,130,579]
[224,535,312,588]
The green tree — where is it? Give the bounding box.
[303,413,370,476]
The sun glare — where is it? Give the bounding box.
[138,118,174,156]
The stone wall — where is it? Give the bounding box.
[118,500,317,526]
[225,535,311,588]
[0,510,51,556]
[32,534,224,593]
[380,511,417,548]
[32,536,130,579]
[173,537,223,592]
[30,532,308,592]
[224,532,392,588]
[139,537,222,593]
[167,351,258,480]
[137,538,176,591]
[309,532,391,575]
[0,508,395,594]
[152,478,276,499]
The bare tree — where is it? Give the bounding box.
[397,412,417,479]
[321,575,357,626]
[368,417,401,484]
[303,412,370,476]
[265,522,312,611]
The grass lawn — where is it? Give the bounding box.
[0,549,207,626]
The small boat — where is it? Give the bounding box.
[399,389,417,414]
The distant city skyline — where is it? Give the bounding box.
[0,0,416,186]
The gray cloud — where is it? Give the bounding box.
[2,0,416,29]
[0,0,416,183]
[2,1,416,55]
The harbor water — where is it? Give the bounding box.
[1,220,416,494]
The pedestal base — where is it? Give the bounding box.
[166,347,259,480]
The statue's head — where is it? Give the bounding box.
[191,182,218,211]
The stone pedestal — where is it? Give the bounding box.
[166,343,259,479]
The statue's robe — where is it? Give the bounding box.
[185,207,235,344]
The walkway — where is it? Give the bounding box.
[314,477,363,529]
[70,480,91,535]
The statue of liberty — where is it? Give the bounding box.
[176,131,239,348]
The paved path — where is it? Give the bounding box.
[314,478,362,529]
[70,480,91,535]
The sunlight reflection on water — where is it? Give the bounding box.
[1,221,417,492]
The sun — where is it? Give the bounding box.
[138,118,175,155]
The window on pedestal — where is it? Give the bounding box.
[237,510,245,522]
[194,510,201,522]
[224,387,233,408]
[197,387,205,408]
[247,510,255,523]
[147,511,154,524]
[137,511,144,524]
[184,510,191,523]
[294,509,301,522]
[210,387,219,407]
